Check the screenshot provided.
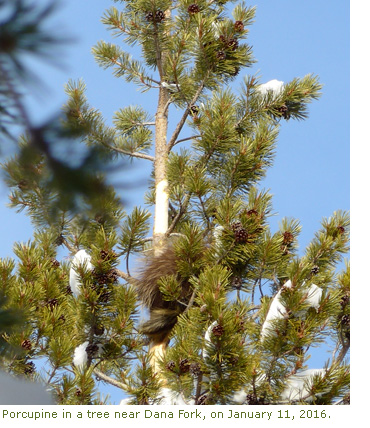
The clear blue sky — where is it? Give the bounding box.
[0,0,350,404]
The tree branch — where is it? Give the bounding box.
[174,135,201,146]
[165,192,192,237]
[93,368,129,391]
[115,268,132,282]
[167,82,206,152]
[105,144,155,161]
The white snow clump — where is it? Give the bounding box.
[69,249,93,297]
[261,280,323,340]
[257,79,284,97]
[73,341,89,368]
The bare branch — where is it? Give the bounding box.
[174,135,201,146]
[105,144,155,161]
[94,368,129,391]
[167,82,206,152]
[115,268,132,281]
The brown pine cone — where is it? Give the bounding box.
[246,208,258,216]
[282,231,294,245]
[234,21,244,32]
[231,221,249,243]
[50,258,60,268]
[216,50,226,60]
[47,298,58,309]
[341,314,350,327]
[189,362,202,376]
[179,358,190,373]
[277,104,289,119]
[21,339,32,351]
[189,105,199,115]
[188,4,200,14]
[24,362,35,375]
[100,250,110,260]
[166,361,176,372]
[227,38,239,51]
[340,293,350,307]
[55,234,64,246]
[337,225,345,235]
[86,343,99,358]
[231,276,242,289]
[155,10,165,22]
[93,325,105,336]
[145,11,154,21]
[212,323,224,337]
[311,265,320,275]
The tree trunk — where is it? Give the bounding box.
[153,85,170,251]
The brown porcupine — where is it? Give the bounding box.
[135,242,194,373]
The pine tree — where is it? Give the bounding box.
[0,0,349,405]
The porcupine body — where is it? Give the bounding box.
[135,243,193,348]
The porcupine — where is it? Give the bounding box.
[135,240,198,375]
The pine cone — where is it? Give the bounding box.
[234,21,244,32]
[246,393,258,405]
[231,276,242,289]
[155,10,165,22]
[212,323,224,337]
[100,250,110,260]
[246,394,267,405]
[55,234,64,246]
[50,258,60,268]
[108,268,119,283]
[219,34,226,44]
[179,358,190,373]
[93,325,105,336]
[231,221,249,243]
[337,225,345,235]
[246,209,258,216]
[24,362,35,375]
[93,268,118,285]
[93,270,108,284]
[46,298,58,309]
[227,38,239,51]
[188,4,200,14]
[311,265,320,275]
[166,361,176,372]
[341,314,350,327]
[86,343,99,359]
[189,105,199,115]
[282,231,294,245]
[189,362,202,376]
[145,11,154,21]
[216,50,226,60]
[340,293,350,307]
[277,104,289,119]
[21,339,32,351]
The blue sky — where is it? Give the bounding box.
[0,0,350,404]
[1,0,350,255]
